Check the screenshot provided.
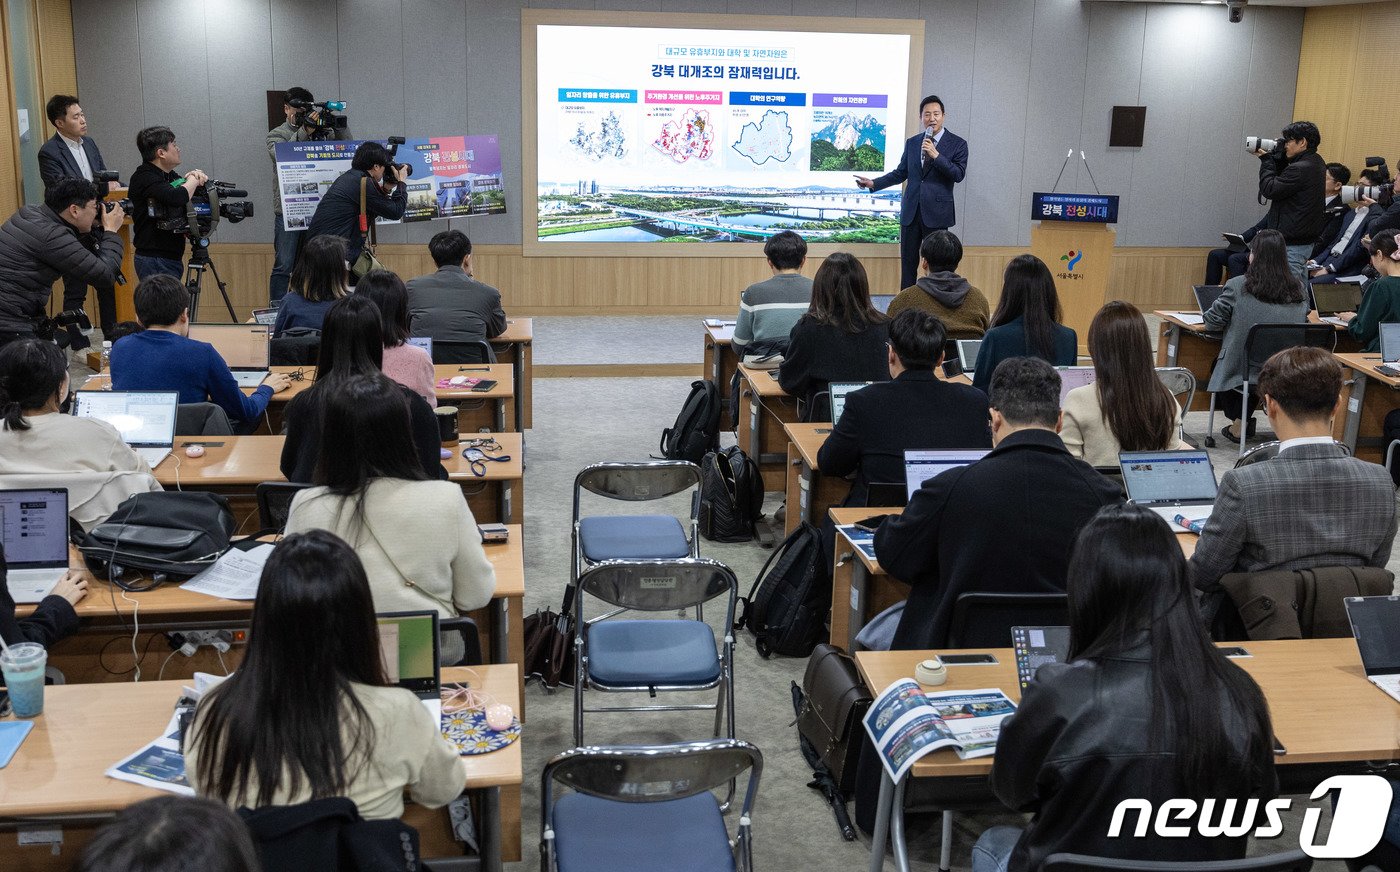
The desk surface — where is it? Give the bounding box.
[81,364,514,404]
[497,318,532,344]
[738,364,788,398]
[705,321,735,345]
[1336,352,1400,389]
[856,639,1399,778]
[1156,310,1345,336]
[150,433,523,487]
[0,664,522,818]
[785,422,830,466]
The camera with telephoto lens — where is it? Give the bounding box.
[288,98,348,141]
[1340,182,1395,208]
[91,171,132,216]
[35,308,92,351]
[1244,136,1278,154]
[154,180,254,239]
[383,136,413,184]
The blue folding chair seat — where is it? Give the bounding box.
[552,791,734,872]
[586,620,721,686]
[578,515,690,562]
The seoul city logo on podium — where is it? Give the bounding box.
[1060,250,1083,272]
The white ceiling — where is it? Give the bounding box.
[1086,0,1369,6]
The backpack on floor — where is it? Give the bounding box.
[659,379,721,465]
[698,446,764,542]
[734,521,829,658]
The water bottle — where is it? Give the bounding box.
[100,340,112,370]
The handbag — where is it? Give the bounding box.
[350,175,386,281]
[78,491,234,586]
[523,584,577,688]
[795,643,873,797]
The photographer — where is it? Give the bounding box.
[305,141,408,264]
[267,87,348,302]
[0,179,124,347]
[1253,121,1326,281]
[128,126,208,280]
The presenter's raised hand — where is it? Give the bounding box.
[854,175,874,190]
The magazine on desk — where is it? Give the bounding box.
[862,679,1017,782]
[104,673,227,795]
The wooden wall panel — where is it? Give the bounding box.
[35,0,77,99]
[202,243,1205,321]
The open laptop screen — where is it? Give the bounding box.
[957,340,982,373]
[74,391,178,448]
[830,382,871,424]
[870,294,894,314]
[1312,284,1361,316]
[188,324,271,370]
[1192,285,1226,313]
[904,449,990,501]
[1057,366,1096,403]
[1012,626,1071,691]
[376,611,440,697]
[406,336,434,358]
[0,488,68,568]
[1380,323,1400,363]
[1119,451,1218,504]
[1346,596,1400,676]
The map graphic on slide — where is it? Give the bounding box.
[652,109,715,163]
[809,112,886,171]
[569,111,628,161]
[732,110,793,166]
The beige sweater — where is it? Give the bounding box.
[286,479,496,616]
[0,413,161,529]
[186,682,467,819]
[1061,384,1188,468]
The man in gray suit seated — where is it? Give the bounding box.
[405,230,506,351]
[1191,346,1397,596]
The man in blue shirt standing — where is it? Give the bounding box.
[110,275,290,432]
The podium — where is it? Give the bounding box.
[1028,192,1119,356]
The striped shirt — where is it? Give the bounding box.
[732,273,812,351]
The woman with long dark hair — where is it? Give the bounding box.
[273,234,350,336]
[279,294,443,483]
[778,252,890,419]
[971,254,1078,394]
[0,338,158,529]
[1062,301,1185,465]
[186,531,466,817]
[1202,228,1309,441]
[355,268,436,405]
[284,375,494,661]
[1339,228,1400,351]
[972,504,1276,872]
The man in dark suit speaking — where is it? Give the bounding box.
[855,94,968,289]
[38,94,119,334]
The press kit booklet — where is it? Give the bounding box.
[862,679,1016,781]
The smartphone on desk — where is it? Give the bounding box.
[940,653,999,665]
[470,380,499,392]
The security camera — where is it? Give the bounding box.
[1226,0,1246,23]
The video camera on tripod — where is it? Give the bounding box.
[153,180,253,238]
[288,98,348,141]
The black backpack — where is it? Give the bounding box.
[659,379,721,465]
[734,521,829,657]
[698,446,764,542]
[78,491,235,586]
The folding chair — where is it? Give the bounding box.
[571,461,701,587]
[1205,323,1335,455]
[572,558,737,747]
[540,740,762,872]
[1154,366,1195,442]
[245,482,313,539]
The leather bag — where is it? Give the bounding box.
[795,643,872,795]
[350,176,386,281]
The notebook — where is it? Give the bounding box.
[903,449,990,501]
[1119,450,1219,524]
[1344,596,1400,704]
[0,488,70,603]
[1056,366,1097,403]
[1380,322,1400,363]
[870,294,894,314]
[188,324,271,388]
[377,610,442,720]
[830,381,872,424]
[74,390,178,467]
[406,336,434,359]
[1011,626,1071,691]
[956,339,982,375]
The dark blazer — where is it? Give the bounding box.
[873,428,1122,650]
[1190,441,1397,594]
[305,169,407,262]
[37,133,106,188]
[971,316,1078,394]
[777,316,890,419]
[871,129,968,229]
[1312,206,1378,277]
[1310,195,1349,259]
[816,370,991,506]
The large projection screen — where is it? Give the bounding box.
[522,10,924,257]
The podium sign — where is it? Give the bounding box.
[1030,192,1118,355]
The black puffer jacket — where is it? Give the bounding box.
[990,645,1278,872]
[0,204,123,333]
[1259,150,1326,245]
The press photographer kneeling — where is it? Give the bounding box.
[0,178,125,349]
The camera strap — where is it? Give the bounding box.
[359,175,377,250]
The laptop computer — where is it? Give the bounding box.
[1119,449,1219,524]
[1380,322,1400,363]
[1344,596,1400,704]
[830,381,872,424]
[406,336,434,359]
[870,294,894,314]
[250,307,278,326]
[1011,626,1071,691]
[1056,366,1096,403]
[188,324,272,388]
[1313,284,1361,326]
[956,339,982,375]
[0,488,70,603]
[903,449,990,501]
[377,610,443,720]
[1169,285,1226,326]
[73,390,179,467]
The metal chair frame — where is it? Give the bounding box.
[1205,323,1335,456]
[1153,366,1196,442]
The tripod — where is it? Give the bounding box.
[183,238,237,322]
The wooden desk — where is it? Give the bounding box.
[828,506,1198,650]
[736,365,801,491]
[0,664,523,870]
[783,422,849,536]
[493,318,533,431]
[1334,351,1400,464]
[702,321,737,431]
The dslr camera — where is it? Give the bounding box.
[154,180,254,239]
[1244,136,1280,155]
[36,308,92,351]
[92,170,132,216]
[288,98,349,141]
[383,136,413,184]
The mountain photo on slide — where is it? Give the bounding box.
[810,112,886,171]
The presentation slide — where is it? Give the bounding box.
[534,23,912,245]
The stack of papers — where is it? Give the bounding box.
[1173,312,1205,326]
[179,544,273,600]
